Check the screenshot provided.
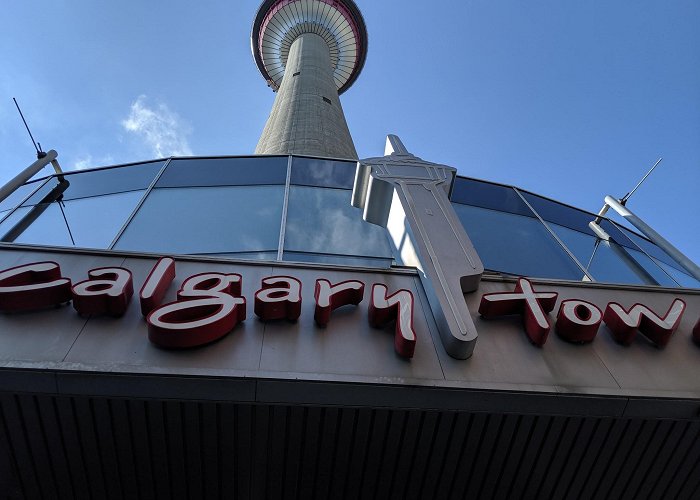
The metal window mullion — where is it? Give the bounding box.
[0,177,52,226]
[513,187,596,282]
[277,155,293,261]
[108,158,173,250]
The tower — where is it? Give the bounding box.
[251,0,368,159]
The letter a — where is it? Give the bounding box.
[254,276,302,321]
[72,267,134,317]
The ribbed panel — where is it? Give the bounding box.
[2,393,700,500]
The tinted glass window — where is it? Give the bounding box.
[597,219,642,251]
[551,223,669,285]
[20,177,72,206]
[21,162,162,204]
[194,251,279,261]
[0,180,46,213]
[283,186,393,258]
[0,205,73,246]
[520,191,600,234]
[521,191,664,257]
[156,157,287,187]
[0,191,146,248]
[284,252,393,268]
[452,178,533,216]
[452,203,586,280]
[615,224,686,271]
[626,249,679,287]
[652,259,700,288]
[115,186,284,254]
[290,157,356,188]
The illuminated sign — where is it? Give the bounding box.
[0,261,698,358]
[0,259,418,359]
[480,278,690,348]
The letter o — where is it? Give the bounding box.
[555,299,602,344]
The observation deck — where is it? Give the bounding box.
[251,0,368,94]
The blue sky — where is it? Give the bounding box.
[1,0,699,264]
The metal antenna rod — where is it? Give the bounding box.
[13,98,43,157]
[620,157,662,205]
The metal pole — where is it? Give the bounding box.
[621,157,663,205]
[604,195,700,281]
[0,150,58,204]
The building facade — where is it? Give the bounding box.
[1,1,700,498]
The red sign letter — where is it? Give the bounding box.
[139,257,176,316]
[368,284,417,359]
[254,276,302,321]
[603,299,685,347]
[147,272,246,349]
[555,299,602,343]
[478,278,558,346]
[0,261,71,312]
[314,279,364,327]
[72,267,134,317]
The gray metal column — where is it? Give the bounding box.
[255,33,358,159]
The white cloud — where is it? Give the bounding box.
[74,155,93,170]
[72,154,115,171]
[121,95,192,157]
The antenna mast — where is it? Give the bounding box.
[13,97,45,159]
[620,157,663,205]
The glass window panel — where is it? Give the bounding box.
[0,205,73,246]
[290,157,356,188]
[0,191,146,249]
[550,223,661,285]
[115,186,284,254]
[0,180,45,213]
[22,162,162,204]
[652,258,700,288]
[520,191,656,257]
[615,224,687,271]
[598,219,643,251]
[284,186,393,258]
[520,191,600,235]
[20,177,71,207]
[626,249,679,287]
[452,203,586,280]
[452,178,533,216]
[156,157,287,188]
[283,251,393,268]
[194,251,279,261]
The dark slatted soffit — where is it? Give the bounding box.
[1,394,700,499]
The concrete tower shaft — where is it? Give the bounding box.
[251,0,368,159]
[255,33,357,158]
